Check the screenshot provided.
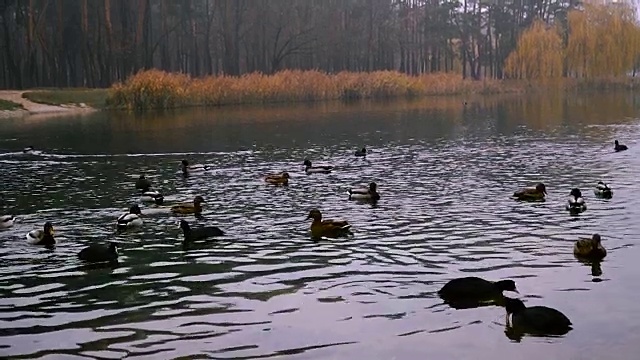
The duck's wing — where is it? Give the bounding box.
[26,229,44,243]
[322,219,351,229]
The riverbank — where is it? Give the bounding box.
[0,90,101,119]
[107,69,640,111]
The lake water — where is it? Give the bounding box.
[1,93,640,359]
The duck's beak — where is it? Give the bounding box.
[50,228,55,235]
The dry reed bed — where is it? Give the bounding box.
[106,69,523,110]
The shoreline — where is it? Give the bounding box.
[0,90,97,119]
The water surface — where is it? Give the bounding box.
[1,93,640,359]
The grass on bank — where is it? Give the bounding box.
[23,88,109,109]
[0,99,23,111]
[106,69,524,110]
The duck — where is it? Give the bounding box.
[306,209,352,239]
[574,233,607,260]
[513,183,546,201]
[0,215,15,229]
[504,297,572,336]
[135,175,152,192]
[265,172,290,186]
[348,182,380,201]
[354,147,368,157]
[438,277,518,304]
[179,219,224,243]
[180,159,208,176]
[303,159,333,174]
[614,140,628,152]
[140,190,164,205]
[116,205,143,230]
[26,222,55,247]
[78,242,119,264]
[23,145,35,154]
[566,188,587,213]
[171,196,205,215]
[594,181,613,198]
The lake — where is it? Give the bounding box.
[1,92,639,359]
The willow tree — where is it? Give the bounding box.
[566,3,640,78]
[504,20,564,81]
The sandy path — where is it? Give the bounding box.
[0,90,96,118]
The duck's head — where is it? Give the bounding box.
[130,205,142,215]
[306,209,322,221]
[179,219,190,231]
[43,221,54,235]
[591,233,602,245]
[569,188,582,198]
[496,279,518,293]
[282,172,290,179]
[504,297,526,315]
[303,159,312,167]
[139,175,146,180]
[369,182,378,191]
[361,147,367,152]
[193,196,205,205]
[536,183,547,194]
[615,140,620,146]
[597,181,605,186]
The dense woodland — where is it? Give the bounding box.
[0,0,638,89]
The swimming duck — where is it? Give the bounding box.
[594,181,613,198]
[513,183,546,201]
[438,277,518,303]
[348,182,380,201]
[0,215,15,229]
[26,222,55,247]
[116,205,143,230]
[140,190,164,205]
[566,188,587,213]
[265,172,290,186]
[306,209,352,239]
[135,175,152,192]
[354,147,368,157]
[614,140,628,152]
[171,196,205,215]
[78,242,119,264]
[504,297,572,336]
[574,234,607,260]
[180,159,208,176]
[179,219,224,243]
[303,159,333,174]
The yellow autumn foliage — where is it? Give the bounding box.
[504,20,565,81]
[566,2,640,78]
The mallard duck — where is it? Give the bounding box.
[265,172,290,186]
[614,140,628,152]
[354,147,368,157]
[303,159,333,174]
[0,215,15,229]
[171,196,205,214]
[348,182,380,201]
[566,188,587,213]
[135,175,152,192]
[306,209,352,239]
[438,277,518,302]
[180,159,208,176]
[594,181,613,198]
[574,234,607,260]
[116,205,143,230]
[513,183,546,201]
[179,219,224,243]
[26,222,55,246]
[78,242,119,264]
[140,190,164,205]
[504,297,572,336]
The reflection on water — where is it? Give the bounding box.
[1,92,640,359]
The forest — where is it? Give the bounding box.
[1,0,639,90]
